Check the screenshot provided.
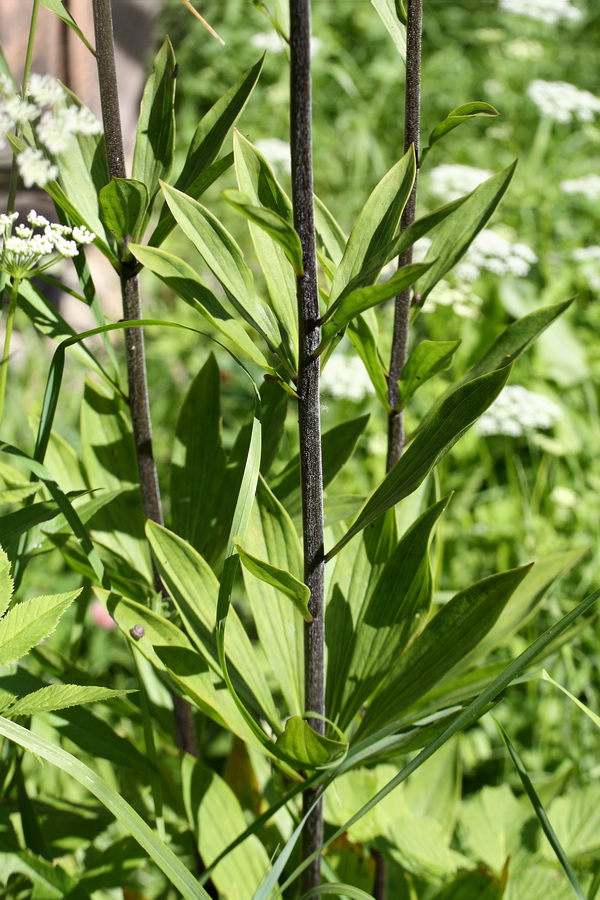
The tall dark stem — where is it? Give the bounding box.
[92,0,197,758]
[290,0,325,891]
[386,0,423,472]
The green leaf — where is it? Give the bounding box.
[421,102,500,164]
[497,722,586,900]
[182,754,275,900]
[149,56,264,247]
[314,195,347,266]
[541,668,600,729]
[0,490,88,546]
[241,477,305,717]
[223,188,304,276]
[336,497,449,729]
[145,520,281,731]
[300,887,376,900]
[132,37,176,218]
[170,354,227,561]
[326,365,512,559]
[544,782,600,865]
[4,684,132,717]
[232,130,298,363]
[429,866,508,900]
[359,564,532,737]
[416,163,516,300]
[275,717,347,768]
[0,589,81,667]
[272,414,370,513]
[99,178,149,245]
[0,845,88,899]
[0,545,13,619]
[319,262,431,349]
[39,0,94,52]
[398,340,461,409]
[234,539,312,622]
[457,783,531,876]
[0,716,212,900]
[347,315,389,409]
[129,243,275,372]
[160,182,282,354]
[328,148,416,306]
[371,0,407,59]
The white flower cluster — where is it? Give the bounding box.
[414,228,537,283]
[0,210,95,279]
[477,385,561,438]
[498,0,582,25]
[0,72,102,188]
[422,280,484,320]
[504,38,544,60]
[527,80,600,124]
[321,353,374,402]
[560,174,600,201]
[572,245,600,290]
[427,164,493,202]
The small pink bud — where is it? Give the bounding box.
[90,600,117,631]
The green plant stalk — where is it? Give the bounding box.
[91,0,197,759]
[0,278,21,427]
[290,0,326,891]
[386,0,423,471]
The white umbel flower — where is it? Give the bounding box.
[527,80,600,124]
[321,354,374,402]
[16,147,59,188]
[572,245,600,290]
[560,174,600,200]
[427,165,493,202]
[499,0,582,25]
[0,210,95,278]
[424,280,484,319]
[26,73,65,107]
[4,94,39,124]
[477,385,561,437]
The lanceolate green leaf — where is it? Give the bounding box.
[416,163,516,300]
[160,182,282,354]
[336,497,449,729]
[275,717,347,768]
[234,539,312,622]
[328,148,416,306]
[39,0,94,52]
[223,189,304,276]
[0,546,13,618]
[232,130,298,364]
[129,243,275,373]
[421,102,500,164]
[326,365,512,559]
[319,262,431,350]
[132,37,176,216]
[398,340,461,409]
[149,56,264,246]
[99,178,149,245]
[0,846,87,900]
[371,0,407,59]
[359,564,533,737]
[347,315,389,409]
[0,716,212,900]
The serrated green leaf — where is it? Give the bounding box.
[421,101,500,163]
[129,243,275,373]
[99,178,149,245]
[234,539,312,622]
[132,37,176,218]
[326,365,512,559]
[275,717,347,768]
[0,545,13,619]
[416,163,516,300]
[5,684,132,717]
[0,716,212,900]
[0,590,80,666]
[398,340,461,409]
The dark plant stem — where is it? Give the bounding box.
[92,0,197,759]
[290,0,325,891]
[386,0,423,472]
